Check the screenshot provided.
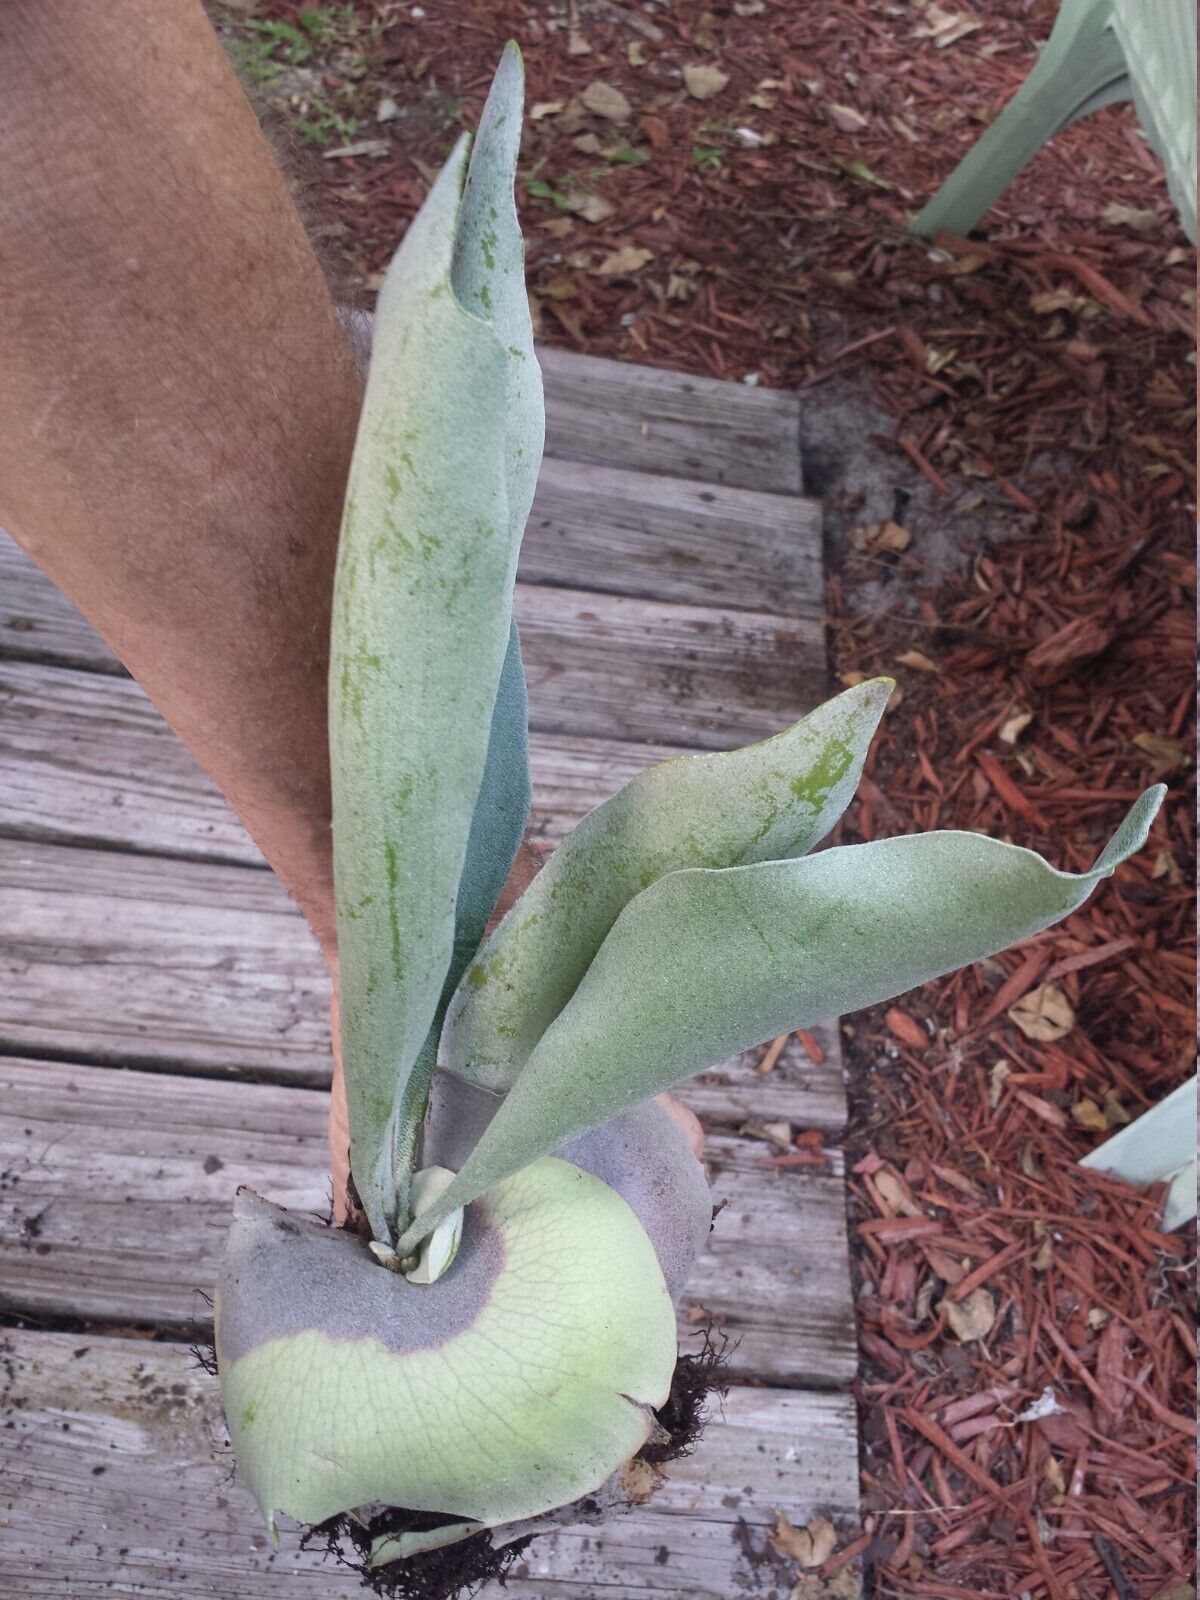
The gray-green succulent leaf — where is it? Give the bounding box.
[216,1156,676,1542]
[329,41,540,1245]
[444,676,894,1092]
[421,1070,712,1303]
[399,785,1165,1253]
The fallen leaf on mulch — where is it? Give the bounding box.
[876,520,911,552]
[988,1059,1011,1108]
[580,80,631,121]
[912,3,982,45]
[530,100,564,120]
[1012,1385,1067,1423]
[790,1573,863,1600]
[1030,287,1090,316]
[1133,731,1187,771]
[1102,1089,1131,1124]
[564,190,615,223]
[667,272,699,300]
[769,1511,837,1569]
[683,63,729,99]
[826,103,868,133]
[1071,1096,1110,1133]
[1007,983,1074,1042]
[594,246,653,276]
[1072,1092,1131,1132]
[874,1169,924,1217]
[896,649,938,673]
[1102,202,1158,231]
[942,1287,996,1343]
[999,709,1033,744]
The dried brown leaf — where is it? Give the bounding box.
[769,1511,838,1569]
[896,649,939,673]
[942,1287,996,1343]
[1133,731,1186,770]
[1071,1097,1110,1133]
[1102,202,1158,231]
[1007,983,1074,1042]
[594,245,653,277]
[683,63,730,100]
[826,102,868,133]
[912,4,983,45]
[564,190,615,223]
[988,1059,1011,1108]
[581,81,632,121]
[999,710,1033,745]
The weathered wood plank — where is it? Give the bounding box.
[0,1057,855,1388]
[0,535,823,750]
[525,456,820,616]
[0,842,845,1127]
[538,345,803,494]
[517,583,823,749]
[0,1329,858,1598]
[0,660,689,861]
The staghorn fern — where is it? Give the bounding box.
[214,42,1165,1591]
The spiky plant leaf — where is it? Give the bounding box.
[330,43,540,1244]
[400,787,1164,1251]
[444,678,892,1090]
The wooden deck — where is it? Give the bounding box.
[0,348,861,1598]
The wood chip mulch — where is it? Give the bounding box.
[213,1,1195,1593]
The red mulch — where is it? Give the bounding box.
[216,1,1195,1593]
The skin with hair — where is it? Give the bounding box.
[0,0,358,958]
[0,2,700,1213]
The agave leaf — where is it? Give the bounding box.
[215,1160,675,1539]
[400,787,1164,1250]
[444,678,893,1091]
[330,44,541,1244]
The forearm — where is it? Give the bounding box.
[0,0,361,955]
